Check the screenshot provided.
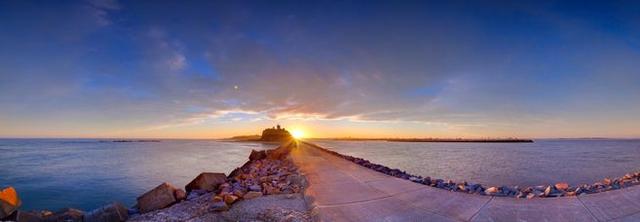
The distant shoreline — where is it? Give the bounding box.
[308,138,534,143]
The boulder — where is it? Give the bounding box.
[174,189,187,202]
[223,195,238,205]
[484,187,498,195]
[0,186,21,219]
[526,193,536,199]
[287,174,305,187]
[233,190,245,198]
[185,172,227,193]
[243,191,263,200]
[84,202,129,222]
[15,211,43,222]
[555,182,569,191]
[210,201,229,212]
[249,150,267,161]
[248,185,262,192]
[136,183,177,213]
[266,145,292,160]
[43,208,84,222]
[543,186,562,197]
[212,195,224,203]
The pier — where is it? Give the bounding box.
[291,142,640,221]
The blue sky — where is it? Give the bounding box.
[1,0,639,138]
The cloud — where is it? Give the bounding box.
[86,0,121,26]
[1,1,639,137]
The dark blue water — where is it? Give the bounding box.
[311,139,640,188]
[0,139,276,211]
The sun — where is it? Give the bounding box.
[291,129,305,139]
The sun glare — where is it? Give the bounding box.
[291,129,305,139]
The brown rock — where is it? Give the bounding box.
[243,191,263,200]
[555,182,569,191]
[266,144,292,160]
[43,208,84,222]
[41,211,53,217]
[136,183,177,213]
[210,201,229,212]
[249,150,267,161]
[212,195,224,202]
[0,186,21,219]
[84,202,128,222]
[484,187,498,195]
[174,189,187,202]
[15,211,43,222]
[185,172,227,193]
[223,194,238,205]
[233,190,245,198]
[603,178,612,186]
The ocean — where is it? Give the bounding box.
[2,138,640,211]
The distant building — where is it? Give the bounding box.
[260,124,292,141]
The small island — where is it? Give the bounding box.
[228,125,293,142]
[260,125,292,141]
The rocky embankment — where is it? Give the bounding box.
[304,142,640,199]
[0,142,311,222]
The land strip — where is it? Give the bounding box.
[292,142,640,221]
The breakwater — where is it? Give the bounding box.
[0,141,311,222]
[303,141,640,198]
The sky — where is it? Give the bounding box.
[1,0,639,139]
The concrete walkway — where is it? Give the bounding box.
[290,142,640,222]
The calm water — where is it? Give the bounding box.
[3,139,640,211]
[0,139,276,211]
[311,139,640,188]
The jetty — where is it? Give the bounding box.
[292,142,640,221]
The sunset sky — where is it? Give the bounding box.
[1,1,639,139]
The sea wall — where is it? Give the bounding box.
[303,141,640,199]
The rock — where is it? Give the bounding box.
[41,211,53,218]
[174,189,187,202]
[15,211,43,222]
[186,193,199,201]
[0,186,21,219]
[210,201,229,212]
[233,190,245,198]
[555,182,569,191]
[485,187,499,195]
[127,208,139,216]
[543,186,563,197]
[526,193,536,199]
[249,150,267,161]
[533,189,544,197]
[185,172,227,193]
[286,174,304,187]
[603,178,612,186]
[44,208,84,222]
[223,195,238,205]
[266,145,292,160]
[136,183,177,213]
[212,195,224,203]
[243,191,263,200]
[84,202,129,222]
[248,184,262,192]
